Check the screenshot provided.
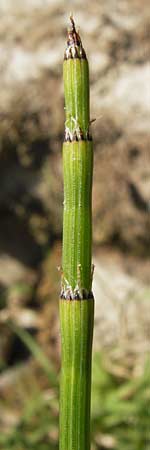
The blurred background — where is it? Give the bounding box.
[0,0,149,449]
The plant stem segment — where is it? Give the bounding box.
[62,140,93,293]
[63,59,89,137]
[60,299,94,450]
[59,17,94,450]
[63,16,89,140]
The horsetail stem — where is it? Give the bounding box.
[59,17,94,450]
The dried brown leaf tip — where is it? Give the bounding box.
[64,16,86,60]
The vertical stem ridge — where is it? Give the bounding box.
[81,59,89,135]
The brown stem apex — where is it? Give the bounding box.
[64,16,86,60]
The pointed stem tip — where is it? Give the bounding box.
[70,15,76,33]
[67,15,81,48]
[64,16,87,60]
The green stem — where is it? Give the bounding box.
[63,58,89,136]
[60,299,94,450]
[62,140,93,292]
[59,17,94,450]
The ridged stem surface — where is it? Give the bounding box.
[62,140,93,291]
[59,299,94,450]
[63,59,89,136]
